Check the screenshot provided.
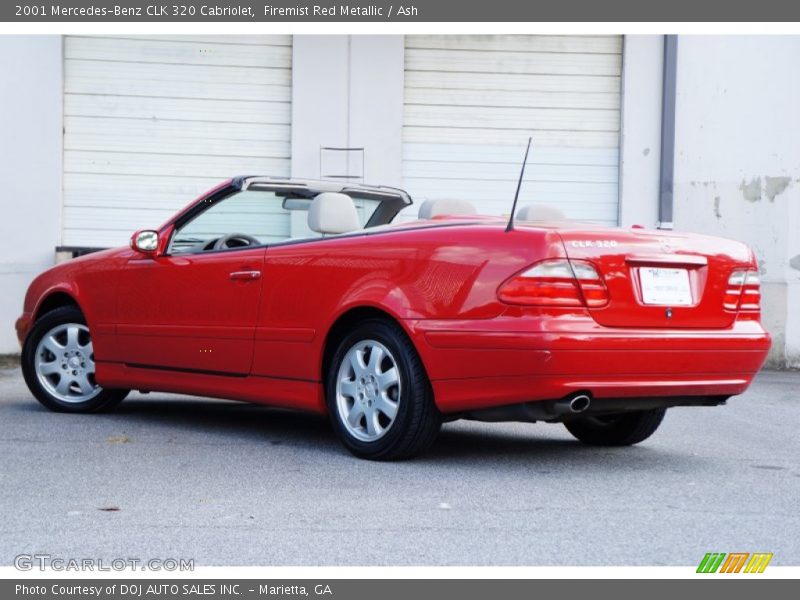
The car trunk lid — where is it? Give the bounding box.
[557,227,754,328]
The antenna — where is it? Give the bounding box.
[505,137,532,233]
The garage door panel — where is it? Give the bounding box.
[65,77,290,104]
[65,36,292,69]
[65,59,292,91]
[403,128,620,148]
[404,144,619,166]
[64,173,227,210]
[406,71,621,94]
[63,35,292,247]
[402,35,621,224]
[65,150,290,179]
[404,105,618,132]
[65,117,290,158]
[406,35,622,54]
[405,88,620,110]
[65,94,290,126]
[65,72,290,105]
[404,162,619,183]
[405,49,621,77]
[117,34,292,46]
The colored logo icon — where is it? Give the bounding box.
[697,552,773,573]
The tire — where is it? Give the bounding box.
[325,318,441,460]
[21,306,129,413]
[563,408,666,446]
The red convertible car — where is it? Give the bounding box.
[16,177,770,459]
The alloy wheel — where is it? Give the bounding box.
[34,323,100,403]
[335,339,401,442]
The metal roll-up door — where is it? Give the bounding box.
[402,35,622,224]
[62,35,292,247]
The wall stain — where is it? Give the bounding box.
[764,176,791,202]
[789,255,800,271]
[713,196,722,219]
[740,177,762,202]
[642,147,650,156]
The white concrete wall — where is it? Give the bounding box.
[290,36,350,181]
[672,36,800,367]
[290,35,404,185]
[349,36,405,187]
[289,35,404,236]
[0,36,63,353]
[618,35,663,229]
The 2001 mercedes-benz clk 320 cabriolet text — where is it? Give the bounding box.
[16,177,771,460]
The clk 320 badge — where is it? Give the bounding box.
[570,239,619,248]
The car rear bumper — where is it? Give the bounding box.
[406,316,771,413]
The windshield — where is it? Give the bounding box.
[170,188,383,254]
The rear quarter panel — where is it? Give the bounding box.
[252,224,564,381]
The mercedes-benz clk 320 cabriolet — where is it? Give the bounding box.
[16,177,771,460]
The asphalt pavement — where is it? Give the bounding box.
[0,366,797,566]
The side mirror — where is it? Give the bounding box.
[130,230,160,255]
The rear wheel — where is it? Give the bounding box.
[22,306,129,413]
[326,318,441,460]
[563,408,666,446]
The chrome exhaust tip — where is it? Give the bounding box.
[552,393,593,415]
[568,394,591,413]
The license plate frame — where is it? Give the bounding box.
[638,267,693,306]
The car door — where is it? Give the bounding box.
[114,189,277,375]
[115,248,265,375]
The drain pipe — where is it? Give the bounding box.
[658,35,678,231]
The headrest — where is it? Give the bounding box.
[418,198,477,219]
[307,192,361,234]
[516,204,566,221]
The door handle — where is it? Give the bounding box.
[229,270,261,281]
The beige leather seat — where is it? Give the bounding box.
[418,198,477,219]
[307,192,361,235]
[516,204,567,221]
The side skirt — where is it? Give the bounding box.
[96,361,325,414]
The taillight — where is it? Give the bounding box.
[498,259,609,308]
[740,271,761,311]
[724,269,761,311]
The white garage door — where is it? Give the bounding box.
[62,35,292,247]
[402,35,622,224]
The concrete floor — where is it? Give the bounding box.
[0,367,797,566]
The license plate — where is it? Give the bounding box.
[639,267,693,306]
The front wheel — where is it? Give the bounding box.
[563,408,666,446]
[325,319,441,460]
[22,306,129,413]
